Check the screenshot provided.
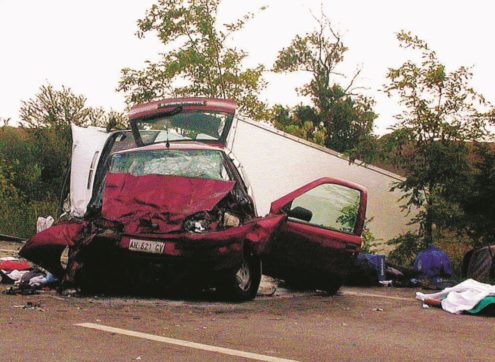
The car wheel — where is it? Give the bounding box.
[220,250,261,302]
[322,276,342,295]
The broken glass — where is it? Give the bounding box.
[109,149,231,181]
[133,111,230,145]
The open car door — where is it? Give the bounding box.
[69,125,113,217]
[263,177,367,293]
[69,125,136,217]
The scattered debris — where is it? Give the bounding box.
[0,258,31,271]
[0,234,27,243]
[414,245,454,290]
[4,286,39,296]
[12,301,44,311]
[1,256,59,295]
[36,216,54,232]
[23,301,44,311]
[378,281,393,287]
[348,245,457,290]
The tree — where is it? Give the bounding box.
[20,83,107,131]
[272,13,377,159]
[384,31,494,245]
[272,104,326,146]
[1,85,125,236]
[16,83,125,200]
[451,144,495,248]
[117,0,268,119]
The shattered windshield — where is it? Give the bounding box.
[133,110,231,145]
[109,149,231,181]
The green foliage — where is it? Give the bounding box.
[451,144,495,248]
[0,153,22,201]
[360,227,378,254]
[0,197,58,238]
[272,14,378,160]
[337,203,378,253]
[272,104,326,145]
[0,126,41,198]
[0,126,59,236]
[1,84,123,237]
[117,0,268,119]
[20,83,109,131]
[336,203,359,233]
[384,30,495,245]
[0,150,58,237]
[387,232,424,266]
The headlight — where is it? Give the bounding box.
[223,212,240,228]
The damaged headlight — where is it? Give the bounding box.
[184,212,213,233]
[223,212,240,228]
[183,210,241,233]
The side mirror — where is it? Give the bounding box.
[287,206,312,222]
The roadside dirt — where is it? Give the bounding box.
[0,240,23,258]
[1,283,494,360]
[1,240,494,361]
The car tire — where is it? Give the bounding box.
[220,250,261,302]
[322,276,342,295]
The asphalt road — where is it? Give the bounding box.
[1,280,494,362]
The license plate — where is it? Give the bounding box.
[129,239,165,254]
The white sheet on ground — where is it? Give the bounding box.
[416,279,495,314]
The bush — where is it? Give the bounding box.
[386,232,424,267]
[0,198,58,238]
[0,126,66,238]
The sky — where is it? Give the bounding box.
[1,0,494,134]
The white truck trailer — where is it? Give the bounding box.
[227,117,415,245]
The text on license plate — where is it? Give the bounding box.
[129,239,165,254]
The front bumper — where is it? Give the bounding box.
[119,234,244,273]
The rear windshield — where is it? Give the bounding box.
[133,110,232,145]
[109,149,231,181]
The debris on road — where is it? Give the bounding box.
[22,301,44,311]
[1,256,58,295]
[347,244,458,290]
[0,234,27,243]
[0,258,31,272]
[36,216,54,232]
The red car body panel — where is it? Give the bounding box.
[103,173,236,234]
[128,97,236,121]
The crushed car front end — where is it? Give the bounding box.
[21,142,282,300]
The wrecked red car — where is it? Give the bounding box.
[20,98,368,301]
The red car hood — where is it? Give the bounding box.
[19,173,286,280]
[102,173,236,234]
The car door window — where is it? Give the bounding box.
[288,183,361,234]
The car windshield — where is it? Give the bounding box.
[133,110,231,145]
[109,149,231,181]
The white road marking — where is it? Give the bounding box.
[341,290,415,302]
[75,322,299,362]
